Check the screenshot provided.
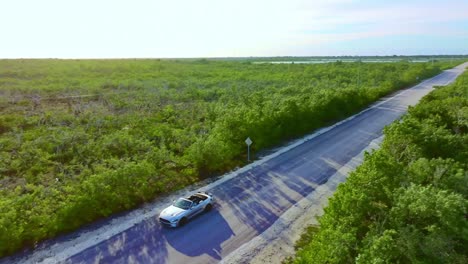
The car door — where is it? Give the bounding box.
[189,201,204,218]
[182,201,193,218]
[186,202,199,218]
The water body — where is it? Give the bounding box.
[253,59,431,64]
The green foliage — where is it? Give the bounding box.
[0,59,462,257]
[293,70,468,263]
[294,225,320,251]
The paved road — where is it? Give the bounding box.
[65,63,467,264]
[6,64,466,264]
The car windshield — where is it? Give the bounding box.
[173,198,192,210]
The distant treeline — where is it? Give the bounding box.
[292,68,468,263]
[206,55,468,62]
[0,59,463,257]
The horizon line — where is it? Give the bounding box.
[1,54,467,60]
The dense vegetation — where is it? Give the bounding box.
[293,68,468,263]
[0,59,461,257]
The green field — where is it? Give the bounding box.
[291,69,468,263]
[0,58,462,256]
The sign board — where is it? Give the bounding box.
[245,137,253,162]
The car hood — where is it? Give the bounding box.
[160,205,186,218]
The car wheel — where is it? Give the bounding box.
[204,204,212,212]
[178,217,188,227]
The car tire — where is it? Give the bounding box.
[178,217,188,227]
[204,204,212,212]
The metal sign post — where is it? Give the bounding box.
[245,137,253,162]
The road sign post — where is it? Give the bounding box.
[245,137,253,162]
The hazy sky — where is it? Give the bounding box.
[1,0,467,58]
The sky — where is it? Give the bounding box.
[1,0,467,58]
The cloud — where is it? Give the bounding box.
[268,0,468,55]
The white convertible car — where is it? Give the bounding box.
[159,191,214,227]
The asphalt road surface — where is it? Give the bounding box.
[69,63,468,264]
[5,63,467,264]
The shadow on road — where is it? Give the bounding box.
[67,218,168,264]
[210,118,384,238]
[163,208,234,260]
[66,208,234,264]
[212,165,317,237]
